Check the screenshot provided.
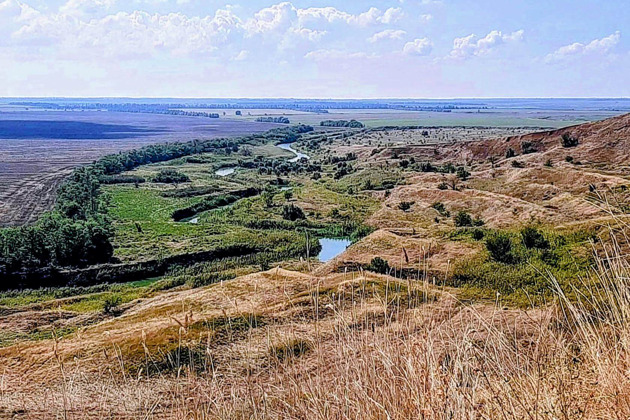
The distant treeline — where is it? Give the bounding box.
[256,117,290,124]
[166,110,220,118]
[320,120,365,128]
[10,100,487,113]
[11,102,222,119]
[0,125,314,289]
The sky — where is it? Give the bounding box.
[0,0,628,98]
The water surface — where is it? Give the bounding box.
[215,167,236,176]
[318,238,351,262]
[277,143,310,162]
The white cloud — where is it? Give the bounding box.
[420,14,433,23]
[368,29,406,43]
[297,6,402,27]
[13,8,244,57]
[403,37,433,56]
[59,0,116,17]
[1,2,414,61]
[449,29,524,59]
[545,32,621,63]
[381,7,405,24]
[304,49,378,61]
[244,2,296,36]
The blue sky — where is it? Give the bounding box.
[0,0,628,98]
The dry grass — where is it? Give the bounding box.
[1,225,630,418]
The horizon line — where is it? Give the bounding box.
[2,96,630,101]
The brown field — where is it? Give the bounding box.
[0,111,277,226]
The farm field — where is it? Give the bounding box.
[0,110,278,226]
[184,107,626,128]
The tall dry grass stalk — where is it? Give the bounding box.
[3,228,630,419]
[170,227,630,419]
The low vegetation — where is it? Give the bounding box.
[320,119,364,128]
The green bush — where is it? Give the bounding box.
[103,295,122,314]
[366,257,390,275]
[486,232,516,264]
[398,201,414,212]
[282,204,306,221]
[471,229,485,241]
[431,202,450,217]
[454,211,483,227]
[456,167,471,181]
[521,227,550,250]
[454,211,473,227]
[153,169,190,184]
[561,133,579,148]
[521,141,538,154]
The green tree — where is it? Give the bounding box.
[486,232,516,264]
[366,257,390,274]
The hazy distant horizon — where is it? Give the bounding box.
[2,97,630,101]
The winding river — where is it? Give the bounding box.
[215,167,236,177]
[277,143,310,162]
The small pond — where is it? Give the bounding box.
[215,167,236,177]
[277,143,310,163]
[318,238,352,262]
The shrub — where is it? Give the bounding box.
[486,232,515,264]
[282,204,306,221]
[471,228,485,241]
[506,148,516,158]
[565,156,574,163]
[521,227,550,250]
[456,166,471,181]
[521,141,538,154]
[437,181,449,190]
[561,133,579,148]
[431,202,450,217]
[103,295,122,314]
[366,257,390,274]
[153,169,190,184]
[454,211,473,227]
[511,161,525,168]
[398,201,414,212]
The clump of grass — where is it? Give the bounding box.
[270,339,312,362]
[102,295,122,314]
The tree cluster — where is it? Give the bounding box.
[320,120,365,128]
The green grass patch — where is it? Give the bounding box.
[448,228,596,307]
